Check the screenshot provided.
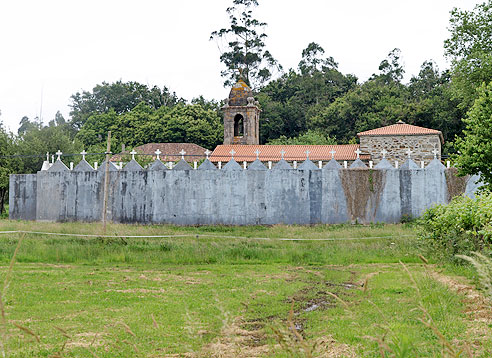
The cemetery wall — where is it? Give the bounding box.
[9,159,481,225]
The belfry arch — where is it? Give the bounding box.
[233,114,244,137]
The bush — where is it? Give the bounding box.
[418,192,492,261]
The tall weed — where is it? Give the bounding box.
[457,252,492,298]
[418,192,492,261]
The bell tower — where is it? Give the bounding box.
[222,78,261,145]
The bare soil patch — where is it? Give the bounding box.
[430,270,492,352]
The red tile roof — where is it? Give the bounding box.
[210,144,369,162]
[111,143,208,162]
[357,121,443,139]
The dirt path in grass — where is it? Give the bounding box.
[430,270,492,353]
[191,316,355,358]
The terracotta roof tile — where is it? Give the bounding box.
[111,143,208,162]
[357,121,442,137]
[210,144,369,162]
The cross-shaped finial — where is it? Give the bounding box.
[130,150,137,161]
[155,149,161,160]
[80,150,87,161]
[329,149,336,160]
[432,148,439,159]
[280,149,286,160]
[204,149,211,159]
[179,149,186,160]
[354,148,361,160]
[381,149,387,159]
[406,149,412,159]
[229,149,236,159]
[305,150,310,160]
[254,149,260,160]
[56,150,62,161]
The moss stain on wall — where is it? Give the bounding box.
[445,168,469,201]
[340,169,386,223]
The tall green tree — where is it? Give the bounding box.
[16,115,83,174]
[267,129,336,145]
[374,48,405,84]
[257,43,356,143]
[307,49,409,143]
[408,61,465,151]
[76,103,223,151]
[210,0,282,89]
[455,82,492,189]
[445,0,492,109]
[0,115,19,214]
[69,81,182,130]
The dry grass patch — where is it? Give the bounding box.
[430,270,492,353]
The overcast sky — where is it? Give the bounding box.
[0,0,480,132]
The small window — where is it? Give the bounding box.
[234,114,244,137]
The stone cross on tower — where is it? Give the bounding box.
[80,150,87,161]
[229,149,236,160]
[432,148,439,159]
[204,149,211,159]
[381,149,388,159]
[56,150,62,161]
[406,149,412,159]
[280,149,286,160]
[254,149,260,160]
[305,150,310,160]
[354,148,361,160]
[179,149,186,160]
[155,149,161,160]
[130,150,137,161]
[329,149,336,160]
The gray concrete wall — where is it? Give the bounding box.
[9,159,481,225]
[9,174,37,221]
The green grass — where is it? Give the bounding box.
[0,220,489,357]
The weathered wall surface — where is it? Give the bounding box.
[9,159,480,225]
[359,134,442,165]
[9,174,37,221]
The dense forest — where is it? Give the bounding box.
[1,0,492,211]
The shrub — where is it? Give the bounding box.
[418,192,492,261]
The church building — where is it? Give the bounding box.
[211,78,443,165]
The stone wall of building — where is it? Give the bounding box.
[359,134,442,165]
[223,105,260,145]
[9,158,480,225]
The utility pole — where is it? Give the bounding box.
[102,131,111,234]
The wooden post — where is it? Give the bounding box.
[102,131,111,233]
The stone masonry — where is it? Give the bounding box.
[359,134,442,165]
[223,79,260,145]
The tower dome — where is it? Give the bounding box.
[228,78,253,106]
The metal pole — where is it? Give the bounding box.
[102,131,111,234]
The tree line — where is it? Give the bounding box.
[1,0,492,213]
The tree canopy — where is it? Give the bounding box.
[76,102,223,152]
[210,0,282,89]
[455,82,492,188]
[69,81,183,130]
[445,0,492,109]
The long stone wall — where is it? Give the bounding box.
[9,158,480,225]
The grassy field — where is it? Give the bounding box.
[0,220,490,357]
